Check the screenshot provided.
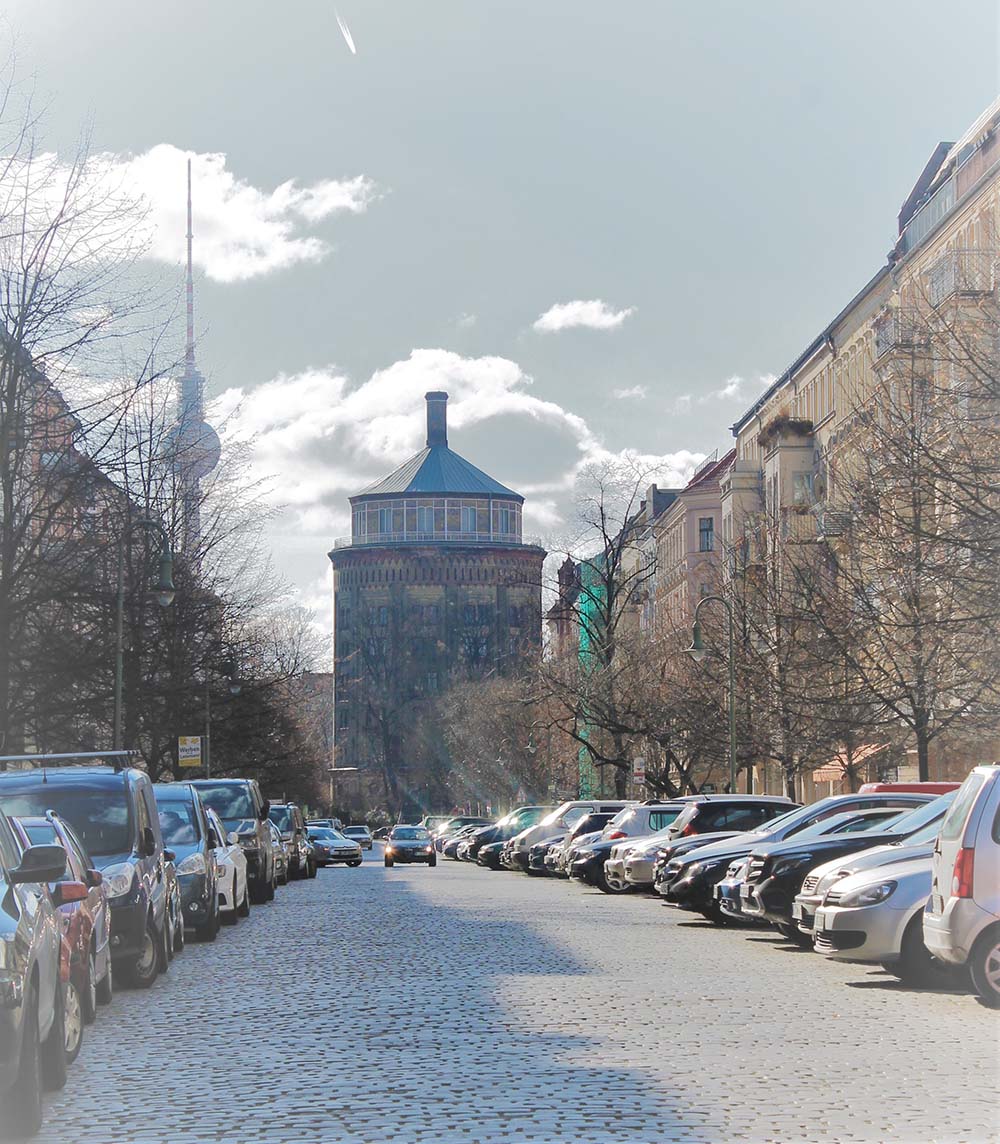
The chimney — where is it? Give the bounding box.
[426,391,448,447]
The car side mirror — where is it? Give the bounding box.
[259,800,271,821]
[141,826,157,857]
[51,881,89,907]
[227,832,239,845]
[10,844,67,885]
[163,848,176,863]
[207,831,220,848]
[85,868,103,888]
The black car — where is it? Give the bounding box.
[664,795,797,840]
[153,783,220,942]
[740,803,943,935]
[478,840,507,869]
[527,833,565,873]
[190,778,276,904]
[384,826,437,867]
[657,792,936,922]
[0,765,172,988]
[269,802,312,878]
[463,807,550,862]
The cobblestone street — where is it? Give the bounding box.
[35,849,999,1144]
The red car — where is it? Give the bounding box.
[12,815,112,1064]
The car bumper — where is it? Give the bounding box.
[792,893,823,935]
[663,872,712,909]
[751,877,796,925]
[569,857,602,883]
[624,856,655,886]
[922,898,991,966]
[509,850,530,872]
[108,898,149,962]
[386,851,433,863]
[813,902,910,963]
[178,873,214,925]
[714,878,746,917]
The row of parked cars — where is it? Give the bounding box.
[431,765,1000,1007]
[0,761,368,1137]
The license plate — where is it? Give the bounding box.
[931,894,943,915]
[740,885,752,900]
[792,903,803,920]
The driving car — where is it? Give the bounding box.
[923,764,1000,1007]
[384,825,437,867]
[307,827,363,867]
[153,783,221,941]
[268,802,311,878]
[190,778,276,904]
[204,806,251,922]
[12,815,113,1045]
[0,817,73,1137]
[0,765,173,988]
[341,825,373,851]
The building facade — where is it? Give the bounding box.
[329,393,546,790]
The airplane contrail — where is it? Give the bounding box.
[335,9,357,54]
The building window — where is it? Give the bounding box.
[336,708,349,729]
[698,517,714,552]
[461,505,477,533]
[417,505,434,533]
[378,506,392,533]
[498,505,511,534]
[793,472,815,505]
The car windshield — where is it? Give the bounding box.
[391,827,430,840]
[269,807,294,831]
[0,786,131,858]
[308,828,338,840]
[192,784,254,823]
[343,827,368,835]
[157,803,200,845]
[883,790,956,836]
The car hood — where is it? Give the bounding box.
[92,850,134,871]
[829,855,932,896]
[805,840,935,885]
[750,830,899,863]
[657,832,743,864]
[672,827,815,866]
[168,842,200,863]
[532,834,565,849]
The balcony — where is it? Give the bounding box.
[926,249,996,307]
[333,530,539,550]
[873,309,931,361]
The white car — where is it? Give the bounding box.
[812,855,957,985]
[923,764,1000,1007]
[508,799,633,871]
[205,807,249,923]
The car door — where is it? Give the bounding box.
[136,778,167,931]
[929,769,994,918]
[62,822,111,976]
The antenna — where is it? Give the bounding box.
[185,158,195,371]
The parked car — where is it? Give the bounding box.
[0,765,173,988]
[0,817,73,1137]
[307,827,363,867]
[813,854,960,985]
[307,817,343,831]
[528,814,616,876]
[154,783,221,941]
[384,826,437,867]
[569,803,697,891]
[419,815,456,833]
[204,806,251,922]
[190,778,276,904]
[791,792,958,936]
[12,815,113,1042]
[441,823,483,859]
[462,807,553,863]
[432,816,492,848]
[656,792,936,923]
[738,807,919,937]
[664,794,797,840]
[341,825,373,851]
[478,840,507,869]
[268,821,290,886]
[924,764,1000,1007]
[268,803,311,878]
[508,800,632,871]
[527,833,565,873]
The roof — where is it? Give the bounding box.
[353,444,522,502]
[684,448,736,491]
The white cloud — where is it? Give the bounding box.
[700,372,776,403]
[533,299,635,332]
[612,385,647,400]
[90,144,377,282]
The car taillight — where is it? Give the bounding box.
[952,847,975,898]
[681,824,698,837]
[606,830,626,840]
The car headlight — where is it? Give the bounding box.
[103,863,136,899]
[772,856,813,878]
[837,880,897,908]
[176,853,207,876]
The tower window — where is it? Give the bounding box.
[699,517,714,552]
[461,505,477,533]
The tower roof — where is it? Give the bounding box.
[353,393,522,502]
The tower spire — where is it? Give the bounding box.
[185,158,195,371]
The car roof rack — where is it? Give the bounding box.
[0,750,141,776]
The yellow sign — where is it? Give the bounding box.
[178,736,202,768]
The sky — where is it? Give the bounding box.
[6,0,999,620]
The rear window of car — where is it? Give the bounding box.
[940,773,987,843]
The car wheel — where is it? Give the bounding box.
[81,949,98,1025]
[250,877,267,905]
[307,858,317,878]
[428,854,437,867]
[238,882,252,917]
[95,957,113,1007]
[699,903,730,926]
[265,873,276,901]
[223,876,239,925]
[347,859,362,868]
[384,857,394,867]
[63,980,84,1065]
[173,907,186,955]
[969,923,1000,1008]
[40,980,68,1091]
[895,914,960,987]
[0,981,42,1138]
[198,906,219,943]
[123,916,160,988]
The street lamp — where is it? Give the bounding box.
[686,594,738,794]
[113,518,175,750]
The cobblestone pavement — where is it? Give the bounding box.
[33,849,999,1144]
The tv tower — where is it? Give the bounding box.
[172,158,221,553]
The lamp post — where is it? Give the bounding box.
[686,594,738,794]
[113,518,176,750]
[203,657,240,779]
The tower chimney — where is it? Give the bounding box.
[425,391,448,448]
